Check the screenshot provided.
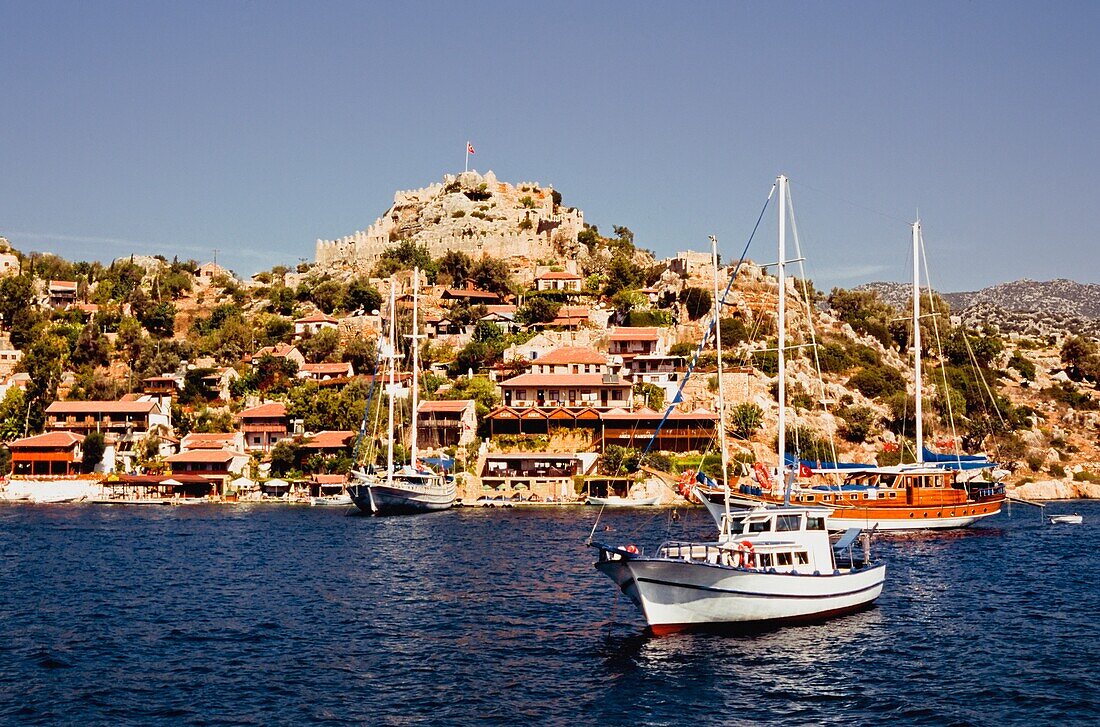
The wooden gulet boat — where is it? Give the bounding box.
[699,219,1006,531]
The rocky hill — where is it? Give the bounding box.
[314,171,586,275]
[855,278,1100,339]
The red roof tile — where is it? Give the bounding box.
[294,313,338,324]
[8,431,84,448]
[238,402,287,418]
[418,400,474,413]
[499,373,627,387]
[534,347,607,365]
[301,430,355,449]
[536,271,582,280]
[46,400,158,414]
[609,326,660,341]
[166,449,244,463]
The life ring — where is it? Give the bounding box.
[624,544,639,555]
[676,469,696,499]
[738,539,756,569]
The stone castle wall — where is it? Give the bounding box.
[315,171,585,271]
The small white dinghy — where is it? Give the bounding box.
[1049,514,1083,525]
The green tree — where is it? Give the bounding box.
[0,275,39,347]
[141,301,176,338]
[0,388,26,440]
[343,278,382,314]
[730,402,764,439]
[82,431,107,473]
[681,286,712,321]
[71,322,110,369]
[269,440,300,477]
[470,257,514,297]
[437,250,474,287]
[374,240,437,280]
[599,445,640,475]
[306,280,346,314]
[633,382,665,411]
[516,298,561,325]
[300,328,341,363]
[19,331,68,433]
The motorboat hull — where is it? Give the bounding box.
[1049,514,1083,525]
[596,553,885,634]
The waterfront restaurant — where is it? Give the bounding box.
[416,400,477,447]
[8,431,85,476]
[164,448,250,495]
[599,407,718,453]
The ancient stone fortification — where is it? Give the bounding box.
[315,171,585,271]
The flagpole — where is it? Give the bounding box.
[465,141,469,173]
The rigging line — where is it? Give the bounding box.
[920,238,1007,435]
[787,178,912,226]
[921,233,964,468]
[785,182,842,484]
[641,181,777,457]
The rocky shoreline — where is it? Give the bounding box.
[1007,480,1100,500]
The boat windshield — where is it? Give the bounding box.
[775,514,801,532]
[747,518,772,533]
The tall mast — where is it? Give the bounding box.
[912,221,924,464]
[776,175,788,484]
[409,267,420,467]
[710,235,731,524]
[386,277,396,484]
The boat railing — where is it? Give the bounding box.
[658,541,724,564]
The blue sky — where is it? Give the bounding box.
[1,1,1097,291]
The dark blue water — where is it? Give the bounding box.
[0,501,1096,726]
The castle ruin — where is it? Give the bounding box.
[314,171,586,272]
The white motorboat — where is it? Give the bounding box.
[309,493,353,507]
[349,270,455,516]
[1049,513,1083,525]
[590,185,887,633]
[586,494,661,507]
[592,504,885,634]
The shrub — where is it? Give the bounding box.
[681,286,712,321]
[600,445,640,476]
[730,402,763,439]
[838,405,879,443]
[848,365,904,399]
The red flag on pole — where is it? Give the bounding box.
[798,463,814,478]
[466,142,475,155]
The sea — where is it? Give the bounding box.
[0,501,1096,726]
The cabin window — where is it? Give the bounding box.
[748,519,771,533]
[758,553,773,567]
[776,515,801,532]
[776,553,793,566]
[795,552,810,565]
[889,492,897,498]
[806,516,826,531]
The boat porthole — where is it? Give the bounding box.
[909,513,914,518]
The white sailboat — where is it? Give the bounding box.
[348,269,456,515]
[590,176,886,633]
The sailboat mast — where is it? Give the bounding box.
[912,221,924,464]
[410,267,420,467]
[387,277,396,485]
[710,235,731,522]
[776,175,788,482]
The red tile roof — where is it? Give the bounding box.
[443,288,500,300]
[499,373,626,388]
[311,474,348,484]
[252,343,300,359]
[49,280,77,291]
[46,400,159,414]
[418,399,474,413]
[534,347,607,365]
[294,313,338,324]
[166,449,244,463]
[609,326,660,341]
[181,433,240,449]
[536,271,582,280]
[299,362,352,375]
[8,431,85,448]
[301,430,355,449]
[238,402,287,418]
